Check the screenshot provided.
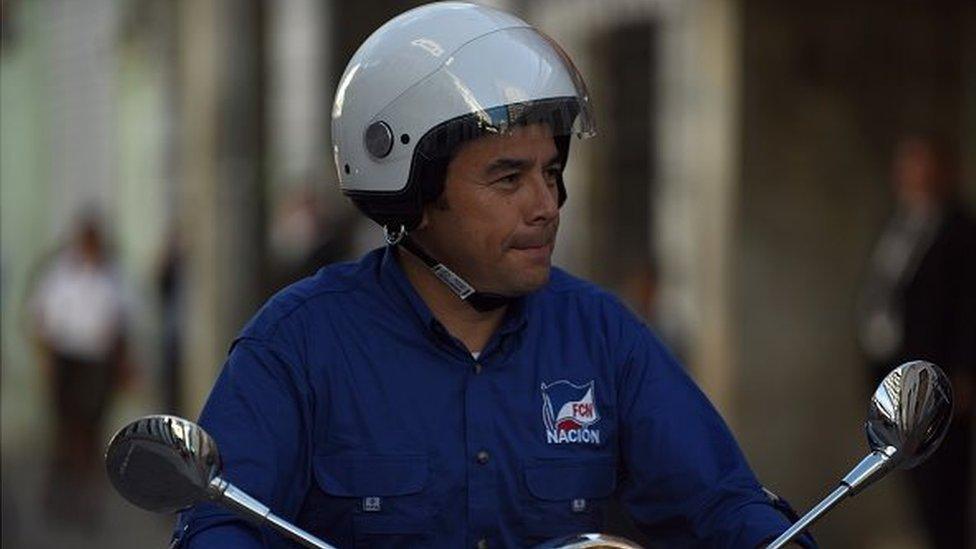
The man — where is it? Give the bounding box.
[31,212,131,528]
[858,135,975,548]
[174,3,812,547]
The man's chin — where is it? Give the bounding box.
[507,265,551,295]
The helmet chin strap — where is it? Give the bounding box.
[389,227,512,313]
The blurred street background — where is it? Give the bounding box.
[2,0,974,547]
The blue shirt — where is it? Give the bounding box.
[174,247,812,548]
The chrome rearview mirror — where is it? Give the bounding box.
[865,360,953,472]
[105,415,336,549]
[768,360,953,548]
[105,415,219,513]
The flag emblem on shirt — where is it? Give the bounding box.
[541,380,601,445]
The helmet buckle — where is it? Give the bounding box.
[384,224,407,246]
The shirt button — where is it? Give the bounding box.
[476,450,490,465]
[473,363,483,374]
[476,538,489,549]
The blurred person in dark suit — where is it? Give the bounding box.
[157,228,184,415]
[857,135,975,548]
[30,212,133,528]
[268,184,358,292]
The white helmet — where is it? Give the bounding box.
[331,1,595,233]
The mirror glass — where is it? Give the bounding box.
[866,360,953,470]
[105,415,221,513]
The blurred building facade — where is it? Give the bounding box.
[2,0,974,546]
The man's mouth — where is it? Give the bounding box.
[510,238,554,257]
[508,235,555,262]
[511,241,551,250]
[508,226,557,251]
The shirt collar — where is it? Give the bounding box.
[378,245,529,338]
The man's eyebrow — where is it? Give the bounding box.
[543,152,562,167]
[483,153,562,176]
[484,157,531,176]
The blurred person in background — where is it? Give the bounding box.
[29,211,133,530]
[157,227,184,415]
[857,135,976,548]
[267,184,358,292]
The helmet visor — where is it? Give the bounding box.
[369,26,596,164]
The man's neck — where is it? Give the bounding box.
[396,247,507,354]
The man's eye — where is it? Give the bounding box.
[495,173,519,185]
[544,166,562,182]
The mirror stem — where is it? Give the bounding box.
[766,484,848,549]
[766,447,894,548]
[841,446,896,495]
[207,477,336,549]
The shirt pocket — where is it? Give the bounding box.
[312,454,435,548]
[520,456,617,542]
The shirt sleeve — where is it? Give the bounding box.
[616,322,815,548]
[171,336,314,548]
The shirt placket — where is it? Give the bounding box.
[464,349,498,548]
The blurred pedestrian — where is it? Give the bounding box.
[29,212,132,529]
[157,227,184,415]
[857,135,975,548]
[268,184,357,291]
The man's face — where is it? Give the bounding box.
[414,123,562,296]
[892,137,951,209]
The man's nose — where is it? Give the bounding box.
[525,171,559,225]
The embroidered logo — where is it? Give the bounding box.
[541,380,601,445]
